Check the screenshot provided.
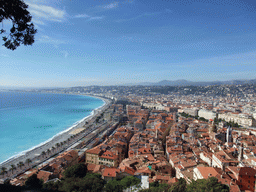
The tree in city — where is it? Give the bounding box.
[186,177,229,192]
[25,158,32,166]
[10,164,16,174]
[0,0,37,50]
[120,176,141,189]
[56,143,60,150]
[168,178,187,192]
[17,161,24,170]
[59,173,105,192]
[1,167,7,177]
[47,149,51,156]
[63,163,87,179]
[105,179,124,192]
[25,174,43,189]
[41,151,46,159]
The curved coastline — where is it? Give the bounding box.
[0,93,111,175]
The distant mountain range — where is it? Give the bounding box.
[125,79,256,86]
[2,79,256,89]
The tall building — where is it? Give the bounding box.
[226,126,232,143]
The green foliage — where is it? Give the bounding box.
[180,112,189,118]
[105,179,124,192]
[214,118,240,128]
[120,176,141,189]
[227,121,240,128]
[0,0,37,50]
[169,178,187,192]
[43,180,61,191]
[140,183,170,192]
[63,163,87,178]
[139,181,170,192]
[150,181,160,188]
[105,176,141,192]
[199,117,208,122]
[180,112,196,119]
[82,173,106,192]
[0,184,26,192]
[25,174,43,189]
[186,177,229,192]
[59,173,105,192]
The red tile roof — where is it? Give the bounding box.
[102,168,120,177]
[86,147,102,155]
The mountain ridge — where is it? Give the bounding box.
[124,79,256,86]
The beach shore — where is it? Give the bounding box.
[0,94,112,179]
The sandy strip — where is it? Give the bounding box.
[0,94,112,177]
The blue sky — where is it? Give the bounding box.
[1,0,256,87]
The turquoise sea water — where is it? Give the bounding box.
[0,91,104,163]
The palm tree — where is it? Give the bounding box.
[52,146,55,153]
[10,164,16,174]
[41,151,46,159]
[26,158,32,166]
[1,167,7,177]
[55,143,60,150]
[17,161,24,170]
[60,142,64,148]
[47,149,51,155]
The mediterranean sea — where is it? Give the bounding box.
[0,91,104,163]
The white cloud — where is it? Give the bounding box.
[103,2,119,9]
[0,54,9,57]
[89,16,104,20]
[32,18,46,25]
[73,13,104,21]
[61,51,69,58]
[116,11,162,22]
[38,35,65,45]
[27,2,66,23]
[74,14,90,18]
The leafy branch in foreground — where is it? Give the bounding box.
[0,0,37,50]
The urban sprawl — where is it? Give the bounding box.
[2,84,256,192]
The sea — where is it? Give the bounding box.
[0,91,104,164]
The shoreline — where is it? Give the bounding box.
[0,93,112,176]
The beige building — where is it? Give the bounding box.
[86,147,102,164]
[218,112,256,127]
[198,109,217,120]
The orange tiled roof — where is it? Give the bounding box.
[86,147,102,155]
[100,150,118,160]
[102,168,120,177]
[37,170,53,182]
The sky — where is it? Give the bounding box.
[1,0,256,87]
